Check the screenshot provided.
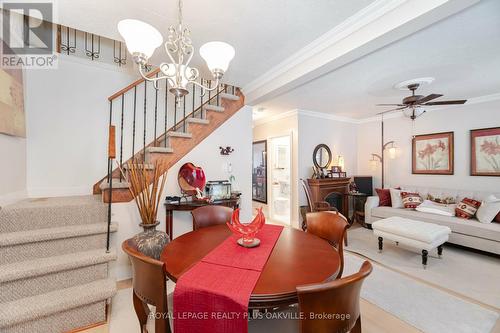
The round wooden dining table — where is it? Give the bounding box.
[160,224,340,309]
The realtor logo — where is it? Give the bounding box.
[1,2,57,68]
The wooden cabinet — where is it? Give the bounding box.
[307,178,351,218]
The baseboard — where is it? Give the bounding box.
[0,190,28,207]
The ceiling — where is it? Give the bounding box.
[52,0,375,87]
[254,0,500,120]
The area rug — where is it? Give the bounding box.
[344,253,499,333]
[345,227,500,309]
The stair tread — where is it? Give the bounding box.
[122,163,154,170]
[0,278,116,328]
[99,180,130,190]
[204,104,225,112]
[0,195,103,210]
[146,146,174,153]
[187,117,210,124]
[0,248,117,283]
[220,92,239,101]
[0,223,118,247]
[167,131,192,138]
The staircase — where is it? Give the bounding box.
[0,195,117,333]
[93,69,245,203]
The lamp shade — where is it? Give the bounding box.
[118,19,163,59]
[199,41,235,73]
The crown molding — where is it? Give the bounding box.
[243,0,479,105]
[296,110,359,124]
[253,109,299,127]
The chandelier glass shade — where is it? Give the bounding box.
[118,0,235,98]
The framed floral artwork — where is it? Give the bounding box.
[471,127,500,176]
[412,132,454,175]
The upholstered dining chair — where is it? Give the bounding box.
[305,211,349,278]
[122,239,173,333]
[301,179,338,230]
[296,260,373,333]
[191,205,233,230]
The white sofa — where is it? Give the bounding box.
[365,185,500,255]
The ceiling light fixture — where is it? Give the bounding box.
[118,0,235,99]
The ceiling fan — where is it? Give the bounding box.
[376,83,467,120]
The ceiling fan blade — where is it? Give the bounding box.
[416,94,443,104]
[376,104,405,106]
[376,106,408,115]
[424,100,467,106]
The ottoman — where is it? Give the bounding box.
[372,217,451,268]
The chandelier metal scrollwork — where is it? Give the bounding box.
[118,0,235,99]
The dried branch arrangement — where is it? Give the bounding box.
[120,160,167,225]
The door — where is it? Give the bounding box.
[269,135,291,225]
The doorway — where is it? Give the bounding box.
[269,135,291,225]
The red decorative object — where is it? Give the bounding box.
[375,188,392,206]
[226,208,266,247]
[455,198,481,219]
[177,162,206,196]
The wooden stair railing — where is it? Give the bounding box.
[93,69,244,204]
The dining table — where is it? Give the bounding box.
[160,224,341,309]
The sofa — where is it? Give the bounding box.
[365,185,500,255]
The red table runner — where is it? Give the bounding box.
[173,224,283,333]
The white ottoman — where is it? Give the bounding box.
[372,217,451,268]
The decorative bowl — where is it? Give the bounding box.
[178,162,206,196]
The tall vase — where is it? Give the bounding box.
[132,221,169,260]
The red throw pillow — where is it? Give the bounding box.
[401,192,422,209]
[455,198,481,219]
[375,188,391,206]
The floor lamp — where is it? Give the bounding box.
[369,116,397,189]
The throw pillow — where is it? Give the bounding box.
[427,194,456,205]
[455,198,481,219]
[476,195,500,224]
[401,192,423,209]
[375,188,391,206]
[390,188,403,209]
[495,212,500,223]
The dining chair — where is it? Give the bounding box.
[191,205,233,230]
[300,179,338,230]
[122,239,173,333]
[296,260,373,333]
[305,211,349,278]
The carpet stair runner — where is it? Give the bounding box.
[0,195,117,333]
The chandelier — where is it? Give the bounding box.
[117,0,235,98]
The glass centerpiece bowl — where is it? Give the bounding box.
[226,208,266,248]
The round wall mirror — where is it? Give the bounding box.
[313,144,332,169]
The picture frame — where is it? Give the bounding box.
[412,131,454,175]
[470,127,500,177]
[252,140,267,203]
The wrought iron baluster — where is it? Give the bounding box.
[164,81,168,147]
[192,83,195,118]
[106,100,113,252]
[208,80,212,103]
[119,94,125,181]
[84,32,101,60]
[60,26,76,55]
[154,73,159,146]
[132,86,137,158]
[113,41,127,66]
[143,81,147,162]
[233,85,235,95]
[200,79,204,119]
[174,97,177,131]
[183,95,186,132]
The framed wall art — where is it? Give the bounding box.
[412,131,454,175]
[252,140,267,203]
[470,127,500,176]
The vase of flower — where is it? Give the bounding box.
[133,221,169,260]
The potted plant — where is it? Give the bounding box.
[122,160,169,259]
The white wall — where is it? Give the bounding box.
[297,113,358,206]
[357,100,500,192]
[111,107,253,280]
[24,55,137,197]
[0,134,26,206]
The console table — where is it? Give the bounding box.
[164,198,240,240]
